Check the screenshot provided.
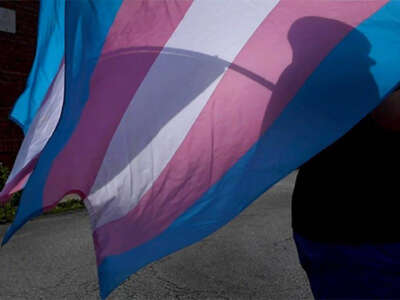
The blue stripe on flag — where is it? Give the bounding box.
[98,2,400,298]
[2,0,123,245]
[10,0,65,134]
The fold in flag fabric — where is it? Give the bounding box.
[0,0,64,203]
[10,0,64,133]
[2,1,400,299]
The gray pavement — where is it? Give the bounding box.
[0,171,312,299]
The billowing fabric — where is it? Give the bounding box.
[2,1,400,299]
[0,62,64,203]
[10,0,64,133]
[0,0,65,202]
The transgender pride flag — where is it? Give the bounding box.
[1,1,400,298]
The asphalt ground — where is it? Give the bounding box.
[0,171,313,299]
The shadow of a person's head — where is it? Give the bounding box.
[288,16,374,67]
[262,16,378,134]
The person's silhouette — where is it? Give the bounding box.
[262,16,379,134]
[287,18,400,300]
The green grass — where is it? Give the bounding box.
[0,164,85,224]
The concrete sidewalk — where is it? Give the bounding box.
[0,171,312,299]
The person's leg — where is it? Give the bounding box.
[294,233,400,299]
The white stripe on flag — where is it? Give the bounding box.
[7,62,64,184]
[86,0,280,229]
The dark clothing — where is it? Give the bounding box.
[294,233,400,299]
[292,115,400,243]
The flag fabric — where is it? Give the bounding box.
[11,0,64,133]
[0,0,65,202]
[2,1,400,299]
[0,62,64,203]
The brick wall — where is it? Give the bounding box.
[0,0,39,167]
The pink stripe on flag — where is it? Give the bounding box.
[93,0,388,264]
[0,154,38,203]
[42,0,193,209]
[1,61,64,204]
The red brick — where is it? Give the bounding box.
[0,1,39,166]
